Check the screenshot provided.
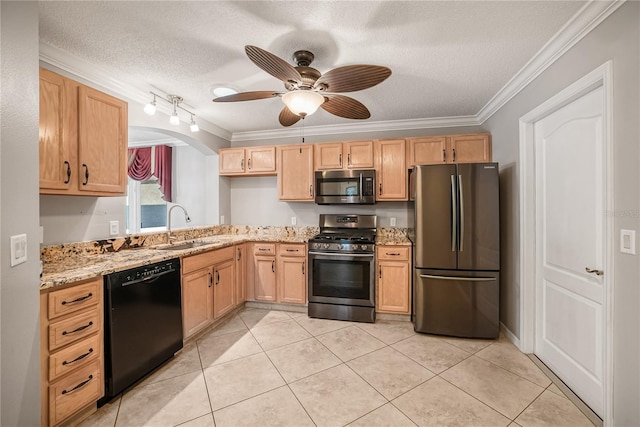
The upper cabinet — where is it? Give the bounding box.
[375,139,407,201]
[314,140,374,170]
[277,145,314,201]
[407,133,491,166]
[39,68,127,196]
[219,146,276,176]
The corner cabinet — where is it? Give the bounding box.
[277,145,314,201]
[39,68,127,196]
[219,146,277,176]
[375,139,407,201]
[407,133,491,166]
[376,246,411,314]
[40,278,104,427]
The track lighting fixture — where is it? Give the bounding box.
[143,92,199,132]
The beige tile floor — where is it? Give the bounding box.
[80,308,595,427]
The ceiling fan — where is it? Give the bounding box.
[213,45,392,127]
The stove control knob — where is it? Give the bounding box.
[338,244,344,250]
[323,243,330,249]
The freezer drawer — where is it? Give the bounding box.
[413,269,499,338]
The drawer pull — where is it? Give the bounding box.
[386,252,401,256]
[286,249,299,252]
[62,348,94,366]
[61,293,93,305]
[61,374,94,395]
[62,321,93,336]
[258,248,270,252]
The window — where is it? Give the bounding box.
[126,177,167,233]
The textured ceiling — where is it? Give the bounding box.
[39,1,585,136]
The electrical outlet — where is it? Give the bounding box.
[220,215,225,224]
[10,234,27,267]
[109,221,119,236]
[390,217,397,227]
[291,217,297,226]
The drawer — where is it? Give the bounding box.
[49,334,100,382]
[253,243,276,256]
[377,246,410,261]
[182,251,214,274]
[49,359,102,426]
[48,279,100,320]
[49,310,100,352]
[278,243,306,257]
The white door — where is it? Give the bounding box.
[534,86,605,417]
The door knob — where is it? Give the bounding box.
[585,267,604,276]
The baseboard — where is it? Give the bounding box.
[245,301,307,313]
[500,322,522,349]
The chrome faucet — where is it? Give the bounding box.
[167,204,191,242]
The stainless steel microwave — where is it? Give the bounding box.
[314,169,376,205]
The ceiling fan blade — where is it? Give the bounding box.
[212,91,280,102]
[320,95,371,119]
[279,106,302,127]
[315,65,391,93]
[245,45,302,85]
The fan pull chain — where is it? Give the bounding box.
[300,117,306,153]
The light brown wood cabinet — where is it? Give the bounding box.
[277,244,307,304]
[314,140,374,170]
[181,246,237,339]
[406,133,491,166]
[375,139,407,201]
[235,244,247,305]
[277,145,314,201]
[376,246,411,314]
[40,278,104,427]
[39,68,127,196]
[248,243,307,305]
[219,146,277,176]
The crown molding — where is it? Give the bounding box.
[39,43,233,142]
[231,115,480,142]
[476,0,625,124]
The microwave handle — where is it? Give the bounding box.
[359,173,363,200]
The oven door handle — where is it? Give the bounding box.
[309,251,374,258]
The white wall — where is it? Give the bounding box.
[484,3,639,423]
[0,2,42,425]
[229,126,486,227]
[170,145,215,228]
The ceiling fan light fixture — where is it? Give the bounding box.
[282,90,324,117]
[212,86,238,98]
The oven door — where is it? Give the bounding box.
[308,251,375,307]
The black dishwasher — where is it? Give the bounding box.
[100,258,183,405]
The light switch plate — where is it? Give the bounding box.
[620,229,636,255]
[10,234,27,267]
[109,221,119,236]
[390,217,397,227]
[291,217,297,226]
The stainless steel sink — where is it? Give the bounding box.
[156,241,207,251]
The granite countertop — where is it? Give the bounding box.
[41,226,411,290]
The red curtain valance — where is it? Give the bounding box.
[127,145,172,202]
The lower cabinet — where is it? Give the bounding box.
[181,246,237,340]
[249,242,307,305]
[40,278,104,427]
[376,246,411,314]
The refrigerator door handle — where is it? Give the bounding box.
[419,274,496,282]
[450,175,457,252]
[458,174,464,252]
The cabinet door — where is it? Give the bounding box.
[278,145,314,201]
[219,148,246,175]
[235,244,246,306]
[407,136,448,166]
[246,146,276,174]
[314,142,343,170]
[377,261,410,314]
[449,134,492,163]
[254,256,276,302]
[182,268,213,339]
[376,139,407,200]
[78,85,127,194]
[39,69,73,191]
[213,260,235,319]
[277,257,307,304]
[345,140,374,169]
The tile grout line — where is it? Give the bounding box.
[194,337,217,426]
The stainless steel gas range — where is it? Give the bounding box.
[307,214,377,323]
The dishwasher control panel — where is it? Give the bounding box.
[119,259,179,285]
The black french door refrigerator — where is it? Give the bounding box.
[410,163,500,338]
